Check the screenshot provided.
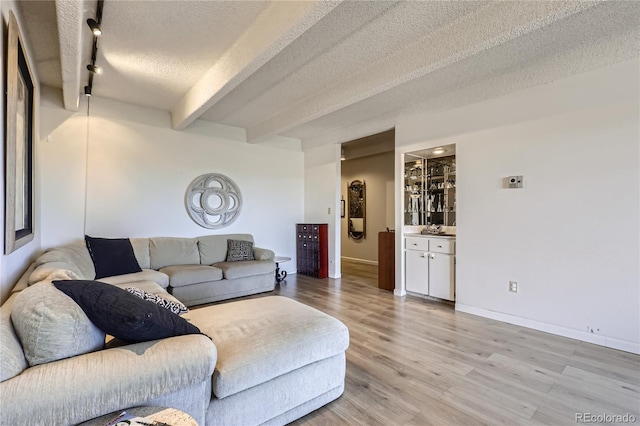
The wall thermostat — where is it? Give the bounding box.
[508,176,523,188]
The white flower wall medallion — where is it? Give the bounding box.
[185,173,242,229]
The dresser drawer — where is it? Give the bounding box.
[298,224,310,233]
[429,238,455,254]
[405,237,429,251]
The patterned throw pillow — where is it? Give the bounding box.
[125,287,188,315]
[226,239,255,262]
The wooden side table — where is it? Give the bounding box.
[274,256,291,283]
[378,231,395,291]
[81,406,198,426]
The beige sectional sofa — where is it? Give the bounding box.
[29,233,277,306]
[0,234,350,425]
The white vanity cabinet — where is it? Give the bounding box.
[405,235,455,301]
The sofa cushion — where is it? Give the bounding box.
[85,236,142,279]
[150,237,200,270]
[32,242,96,281]
[254,247,275,261]
[11,282,106,366]
[130,237,151,269]
[212,260,276,280]
[198,234,254,265]
[0,293,28,381]
[125,287,188,315]
[29,241,96,284]
[29,262,81,284]
[159,264,223,287]
[184,296,349,398]
[53,280,202,344]
[97,269,170,288]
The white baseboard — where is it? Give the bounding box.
[341,256,378,266]
[456,304,640,355]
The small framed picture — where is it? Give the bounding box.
[340,199,345,218]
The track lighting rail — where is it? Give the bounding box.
[84,0,104,97]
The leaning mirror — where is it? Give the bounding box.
[5,11,35,254]
[348,180,365,240]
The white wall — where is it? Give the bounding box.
[39,87,85,249]
[396,59,640,353]
[341,151,394,264]
[37,96,305,276]
[0,4,43,302]
[304,144,341,277]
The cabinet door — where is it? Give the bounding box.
[429,253,455,301]
[405,250,429,294]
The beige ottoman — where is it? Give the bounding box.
[185,296,349,425]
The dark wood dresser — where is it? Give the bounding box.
[296,223,328,278]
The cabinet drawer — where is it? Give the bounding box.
[429,239,455,254]
[405,237,429,251]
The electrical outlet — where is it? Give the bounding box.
[509,281,518,293]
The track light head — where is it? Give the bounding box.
[87,18,102,36]
[84,86,92,96]
[87,64,102,74]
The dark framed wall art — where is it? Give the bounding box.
[5,11,36,254]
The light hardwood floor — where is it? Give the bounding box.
[265,269,640,426]
[340,259,378,288]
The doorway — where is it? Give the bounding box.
[339,129,395,286]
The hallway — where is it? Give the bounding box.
[341,258,378,289]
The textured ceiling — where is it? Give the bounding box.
[200,1,487,127]
[14,0,61,89]
[96,1,269,111]
[16,0,640,150]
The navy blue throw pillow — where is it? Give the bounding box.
[85,235,142,279]
[53,280,202,343]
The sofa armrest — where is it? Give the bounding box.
[254,247,275,261]
[0,334,216,425]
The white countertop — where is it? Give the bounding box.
[405,233,456,240]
